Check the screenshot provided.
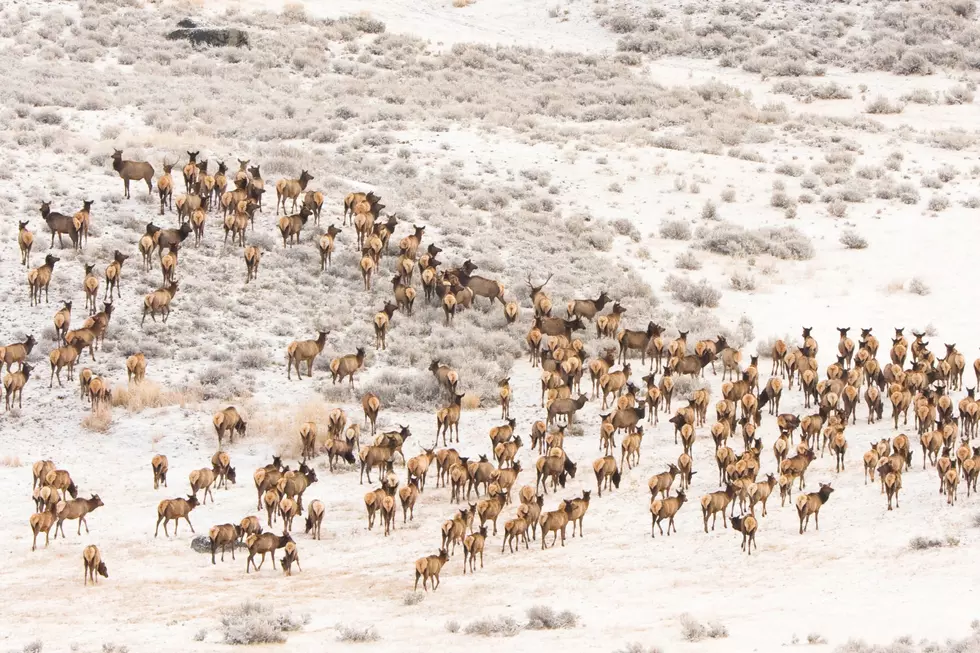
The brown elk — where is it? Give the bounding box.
[111,149,154,199]
[596,302,626,339]
[567,290,611,321]
[618,322,662,365]
[796,483,834,534]
[40,202,78,250]
[278,206,311,247]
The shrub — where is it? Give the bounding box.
[921,175,943,189]
[666,276,722,308]
[937,164,958,182]
[525,606,578,630]
[908,277,931,296]
[221,602,304,645]
[445,620,461,634]
[611,218,641,242]
[81,404,112,432]
[729,272,756,291]
[770,190,793,208]
[701,200,718,221]
[22,642,42,653]
[898,183,920,204]
[696,222,814,260]
[193,629,207,642]
[827,199,847,218]
[675,251,701,270]
[403,592,425,606]
[964,196,980,209]
[336,625,381,642]
[807,633,827,645]
[929,194,951,211]
[679,614,728,642]
[614,645,664,653]
[865,96,904,114]
[775,162,804,177]
[909,536,944,550]
[945,85,975,105]
[839,230,868,250]
[463,616,521,637]
[340,14,386,33]
[659,220,691,240]
[608,182,623,193]
[720,188,736,203]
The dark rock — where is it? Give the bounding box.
[177,18,198,28]
[167,28,249,48]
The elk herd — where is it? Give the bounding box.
[8,150,980,592]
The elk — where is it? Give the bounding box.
[18,220,33,267]
[599,363,631,410]
[414,548,450,591]
[455,260,506,305]
[730,514,758,555]
[82,545,108,585]
[181,151,200,191]
[597,302,627,339]
[55,494,104,538]
[48,340,85,388]
[429,361,459,396]
[526,273,554,317]
[246,165,265,211]
[212,161,228,207]
[39,202,78,249]
[209,524,244,564]
[318,225,342,269]
[303,190,324,224]
[535,453,577,494]
[3,363,34,410]
[50,300,72,345]
[287,330,329,380]
[79,264,99,315]
[547,394,589,427]
[618,322,661,365]
[796,483,834,534]
[69,199,93,247]
[345,190,381,223]
[111,149,154,198]
[278,206,311,247]
[391,275,417,315]
[275,170,314,215]
[476,488,508,536]
[152,454,169,490]
[650,490,687,538]
[213,406,247,445]
[701,483,736,532]
[27,254,59,306]
[30,505,57,551]
[103,250,129,301]
[593,456,621,497]
[141,281,178,326]
[540,500,576,549]
[436,392,466,447]
[330,347,366,386]
[399,224,426,259]
[246,531,293,573]
[648,464,680,499]
[359,248,375,290]
[244,246,261,283]
[567,290,611,321]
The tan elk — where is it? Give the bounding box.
[287,331,329,380]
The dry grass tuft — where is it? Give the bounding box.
[461,393,481,410]
[1,455,23,467]
[252,401,336,458]
[111,382,192,412]
[81,405,113,433]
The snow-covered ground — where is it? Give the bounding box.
[2,0,980,651]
